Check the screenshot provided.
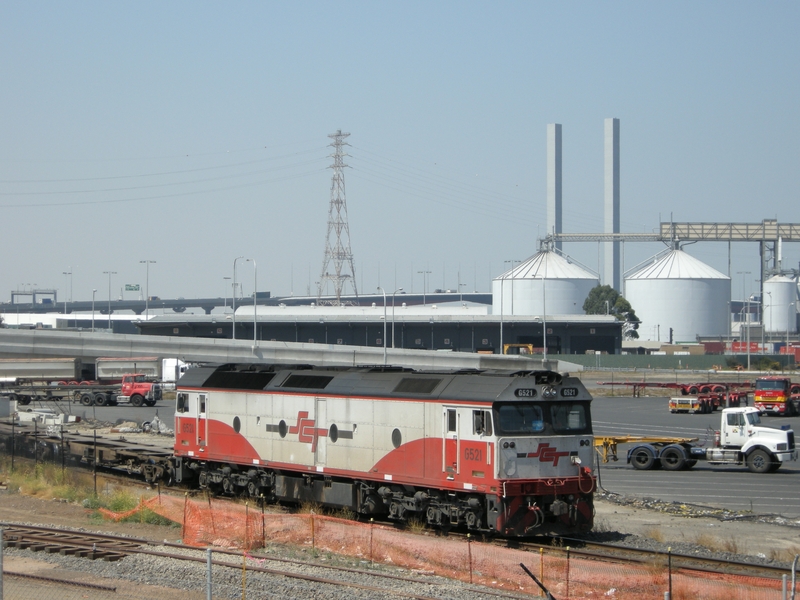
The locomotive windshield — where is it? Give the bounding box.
[494,401,592,436]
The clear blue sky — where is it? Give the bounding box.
[1,2,797,305]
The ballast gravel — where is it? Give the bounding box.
[2,542,533,600]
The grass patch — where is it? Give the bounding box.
[643,526,665,543]
[693,532,723,551]
[0,459,177,528]
[769,546,800,563]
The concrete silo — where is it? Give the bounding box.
[492,251,599,316]
[763,275,798,334]
[624,249,730,343]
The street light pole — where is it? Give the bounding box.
[103,271,116,331]
[140,260,155,320]
[504,260,519,315]
[538,275,548,365]
[417,270,431,306]
[223,277,231,311]
[62,268,72,314]
[91,289,97,332]
[247,258,257,345]
[378,287,387,364]
[788,302,795,368]
[391,287,403,348]
[232,256,244,340]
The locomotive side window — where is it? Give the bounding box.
[176,392,188,413]
[473,410,493,436]
[447,409,457,433]
[199,394,206,414]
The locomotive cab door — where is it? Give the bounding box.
[442,407,459,479]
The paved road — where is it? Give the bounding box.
[592,396,800,517]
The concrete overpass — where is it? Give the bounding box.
[0,292,493,316]
[0,329,582,373]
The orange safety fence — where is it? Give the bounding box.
[101,493,798,600]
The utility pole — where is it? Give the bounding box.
[417,270,431,306]
[318,130,358,305]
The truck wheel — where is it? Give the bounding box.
[660,445,687,471]
[131,394,144,407]
[630,446,657,470]
[684,459,697,469]
[94,393,108,406]
[700,386,711,394]
[145,400,156,407]
[746,449,773,474]
[689,386,699,395]
[80,393,94,406]
[769,462,781,472]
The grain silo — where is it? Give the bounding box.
[625,249,730,343]
[492,251,599,316]
[763,275,798,334]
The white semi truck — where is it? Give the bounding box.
[627,407,797,473]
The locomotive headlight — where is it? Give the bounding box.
[542,386,557,398]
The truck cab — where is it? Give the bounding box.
[705,407,797,472]
[754,377,799,416]
[118,373,161,407]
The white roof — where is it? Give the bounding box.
[627,249,728,280]
[495,251,597,281]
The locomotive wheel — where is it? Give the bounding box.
[131,394,145,407]
[465,511,481,530]
[94,393,108,406]
[246,481,259,497]
[222,477,235,495]
[746,449,772,474]
[659,446,686,471]
[630,446,657,470]
[80,393,93,406]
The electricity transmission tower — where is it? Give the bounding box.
[318,130,358,305]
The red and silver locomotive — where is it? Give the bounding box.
[173,363,596,536]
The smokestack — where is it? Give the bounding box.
[547,124,562,251]
[604,117,620,291]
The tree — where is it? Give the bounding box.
[583,285,640,339]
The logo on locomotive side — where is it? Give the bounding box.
[518,443,570,466]
[288,411,328,452]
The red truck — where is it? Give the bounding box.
[753,377,800,416]
[2,373,161,407]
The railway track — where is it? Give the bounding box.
[0,523,531,600]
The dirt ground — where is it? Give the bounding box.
[1,487,798,563]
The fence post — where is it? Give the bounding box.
[664,592,670,600]
[242,551,247,599]
[1,528,4,600]
[310,513,315,550]
[261,496,266,550]
[566,546,570,599]
[668,547,672,600]
[540,547,544,585]
[369,519,374,566]
[783,574,787,600]
[182,492,188,543]
[245,502,249,550]
[467,534,473,584]
[206,547,212,600]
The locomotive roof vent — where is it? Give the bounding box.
[281,374,335,390]
[393,377,442,394]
